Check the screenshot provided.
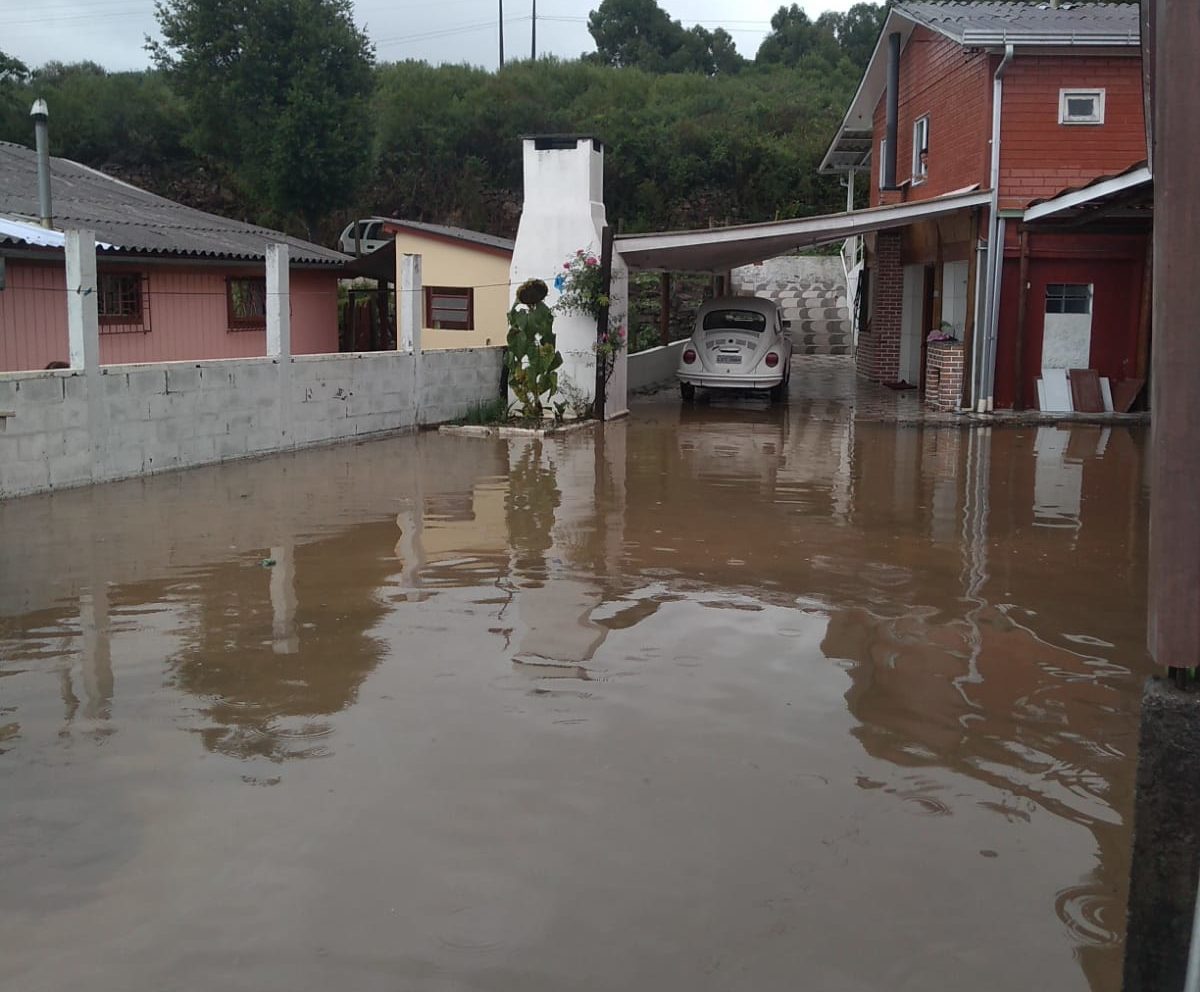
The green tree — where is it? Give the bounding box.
[150,0,375,236]
[586,0,743,75]
[0,51,29,89]
[756,5,843,68]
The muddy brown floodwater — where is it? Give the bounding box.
[0,395,1151,992]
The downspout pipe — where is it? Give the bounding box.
[30,99,52,230]
[883,32,901,190]
[977,43,1014,412]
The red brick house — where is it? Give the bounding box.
[819,0,1147,410]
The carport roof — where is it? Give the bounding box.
[615,187,989,272]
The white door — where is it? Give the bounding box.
[941,261,969,336]
[900,264,925,385]
[1042,283,1093,371]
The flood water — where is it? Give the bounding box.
[0,395,1151,991]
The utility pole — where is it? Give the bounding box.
[498,0,504,66]
[531,0,536,60]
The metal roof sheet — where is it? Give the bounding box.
[616,187,990,272]
[0,141,349,266]
[897,1,1140,45]
[383,219,515,254]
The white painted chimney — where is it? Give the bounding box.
[509,134,628,418]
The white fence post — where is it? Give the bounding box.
[400,253,423,424]
[65,229,99,372]
[266,242,291,360]
[399,253,422,354]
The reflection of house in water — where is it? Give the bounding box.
[168,524,398,761]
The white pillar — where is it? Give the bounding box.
[399,253,424,425]
[266,242,291,359]
[399,253,423,354]
[65,229,99,372]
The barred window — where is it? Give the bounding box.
[98,272,143,327]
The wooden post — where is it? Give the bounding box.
[659,272,671,348]
[1122,4,1200,988]
[593,225,614,422]
[1135,238,1153,384]
[1014,228,1031,410]
[1146,0,1200,674]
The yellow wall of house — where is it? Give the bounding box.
[392,232,511,350]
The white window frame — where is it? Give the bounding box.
[878,139,888,190]
[912,115,930,184]
[1059,88,1105,125]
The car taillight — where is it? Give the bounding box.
[683,348,697,364]
[765,352,780,368]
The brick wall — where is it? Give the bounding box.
[866,31,1145,212]
[870,27,992,206]
[924,341,964,411]
[856,230,903,383]
[0,348,505,498]
[998,54,1146,210]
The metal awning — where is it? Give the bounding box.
[615,188,989,272]
[1023,165,1152,224]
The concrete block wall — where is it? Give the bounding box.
[0,347,504,499]
[628,340,686,391]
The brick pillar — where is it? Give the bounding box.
[924,341,964,411]
[856,229,903,383]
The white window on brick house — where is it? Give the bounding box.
[878,140,888,190]
[1059,89,1105,125]
[912,115,930,183]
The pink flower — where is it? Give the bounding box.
[585,257,598,266]
[563,263,570,269]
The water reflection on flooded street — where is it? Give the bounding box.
[0,397,1149,991]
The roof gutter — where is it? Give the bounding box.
[960,31,1140,47]
[975,42,1014,413]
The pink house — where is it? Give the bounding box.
[0,141,349,372]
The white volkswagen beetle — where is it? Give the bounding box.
[677,296,793,402]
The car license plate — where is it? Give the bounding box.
[716,354,741,364]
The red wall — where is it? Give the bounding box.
[870,27,992,206]
[998,54,1146,211]
[0,261,340,372]
[993,232,1147,409]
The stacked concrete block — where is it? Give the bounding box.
[732,255,851,356]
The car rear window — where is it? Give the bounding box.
[702,309,767,332]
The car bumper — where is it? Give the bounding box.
[677,370,783,390]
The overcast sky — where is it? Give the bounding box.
[2,0,864,72]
